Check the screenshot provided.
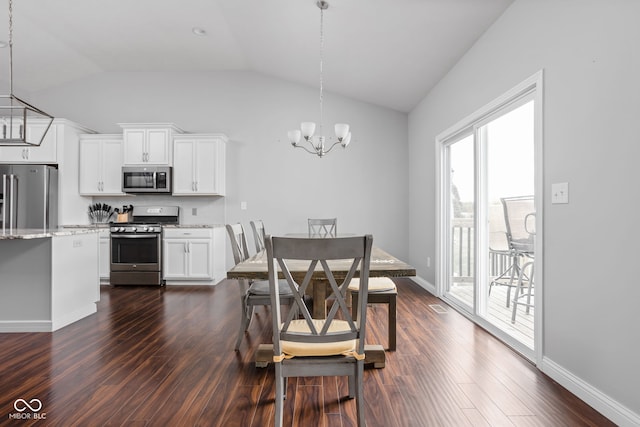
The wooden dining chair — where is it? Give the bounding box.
[225,223,295,350]
[308,217,337,237]
[249,219,266,252]
[348,277,398,351]
[265,234,372,427]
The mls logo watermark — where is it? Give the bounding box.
[8,398,46,420]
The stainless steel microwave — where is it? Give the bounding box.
[122,166,172,194]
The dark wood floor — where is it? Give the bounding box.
[0,279,613,427]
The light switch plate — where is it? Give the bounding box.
[551,182,569,204]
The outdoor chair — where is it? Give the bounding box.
[489,196,535,308]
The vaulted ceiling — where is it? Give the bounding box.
[0,0,513,112]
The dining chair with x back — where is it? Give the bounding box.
[226,223,295,350]
[308,217,337,237]
[265,234,372,427]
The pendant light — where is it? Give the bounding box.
[0,0,54,146]
[288,1,351,158]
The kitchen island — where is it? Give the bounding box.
[0,228,100,332]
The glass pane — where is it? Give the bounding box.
[484,100,535,349]
[448,134,475,309]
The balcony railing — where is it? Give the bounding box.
[451,218,510,284]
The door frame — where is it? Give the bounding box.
[435,70,544,364]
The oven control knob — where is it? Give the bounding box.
[143,226,149,232]
[131,227,137,232]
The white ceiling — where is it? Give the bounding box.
[0,0,513,113]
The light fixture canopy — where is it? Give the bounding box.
[288,0,351,158]
[0,0,54,146]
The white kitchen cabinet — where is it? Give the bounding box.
[0,120,57,163]
[119,123,182,165]
[173,134,226,196]
[163,228,213,281]
[99,229,111,281]
[79,134,124,195]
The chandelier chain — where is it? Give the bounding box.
[8,0,13,94]
[319,5,324,140]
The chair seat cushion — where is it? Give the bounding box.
[281,319,355,357]
[348,277,396,292]
[249,279,294,296]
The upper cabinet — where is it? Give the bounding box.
[119,123,183,165]
[173,134,227,196]
[79,134,124,196]
[0,120,58,163]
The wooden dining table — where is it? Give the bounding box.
[226,241,416,368]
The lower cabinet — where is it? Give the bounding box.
[163,228,213,281]
[99,229,110,281]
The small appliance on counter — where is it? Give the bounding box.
[109,205,179,286]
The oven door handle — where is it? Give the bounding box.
[111,234,159,239]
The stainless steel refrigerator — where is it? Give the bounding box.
[0,164,58,229]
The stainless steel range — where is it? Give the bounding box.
[110,206,179,286]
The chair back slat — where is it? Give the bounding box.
[321,258,360,333]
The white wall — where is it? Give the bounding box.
[408,0,640,423]
[33,70,408,268]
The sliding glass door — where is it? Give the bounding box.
[437,73,542,360]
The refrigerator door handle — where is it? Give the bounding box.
[8,174,16,229]
[2,174,16,229]
[2,174,6,229]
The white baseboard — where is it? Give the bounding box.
[0,321,52,332]
[409,275,436,295]
[541,357,640,427]
[164,280,216,286]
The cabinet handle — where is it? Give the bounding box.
[195,181,198,192]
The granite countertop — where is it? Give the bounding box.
[0,228,102,240]
[62,223,224,229]
[63,224,111,229]
[162,224,224,228]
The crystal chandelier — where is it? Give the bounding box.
[0,0,54,146]
[288,1,351,158]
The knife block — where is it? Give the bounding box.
[116,213,131,223]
